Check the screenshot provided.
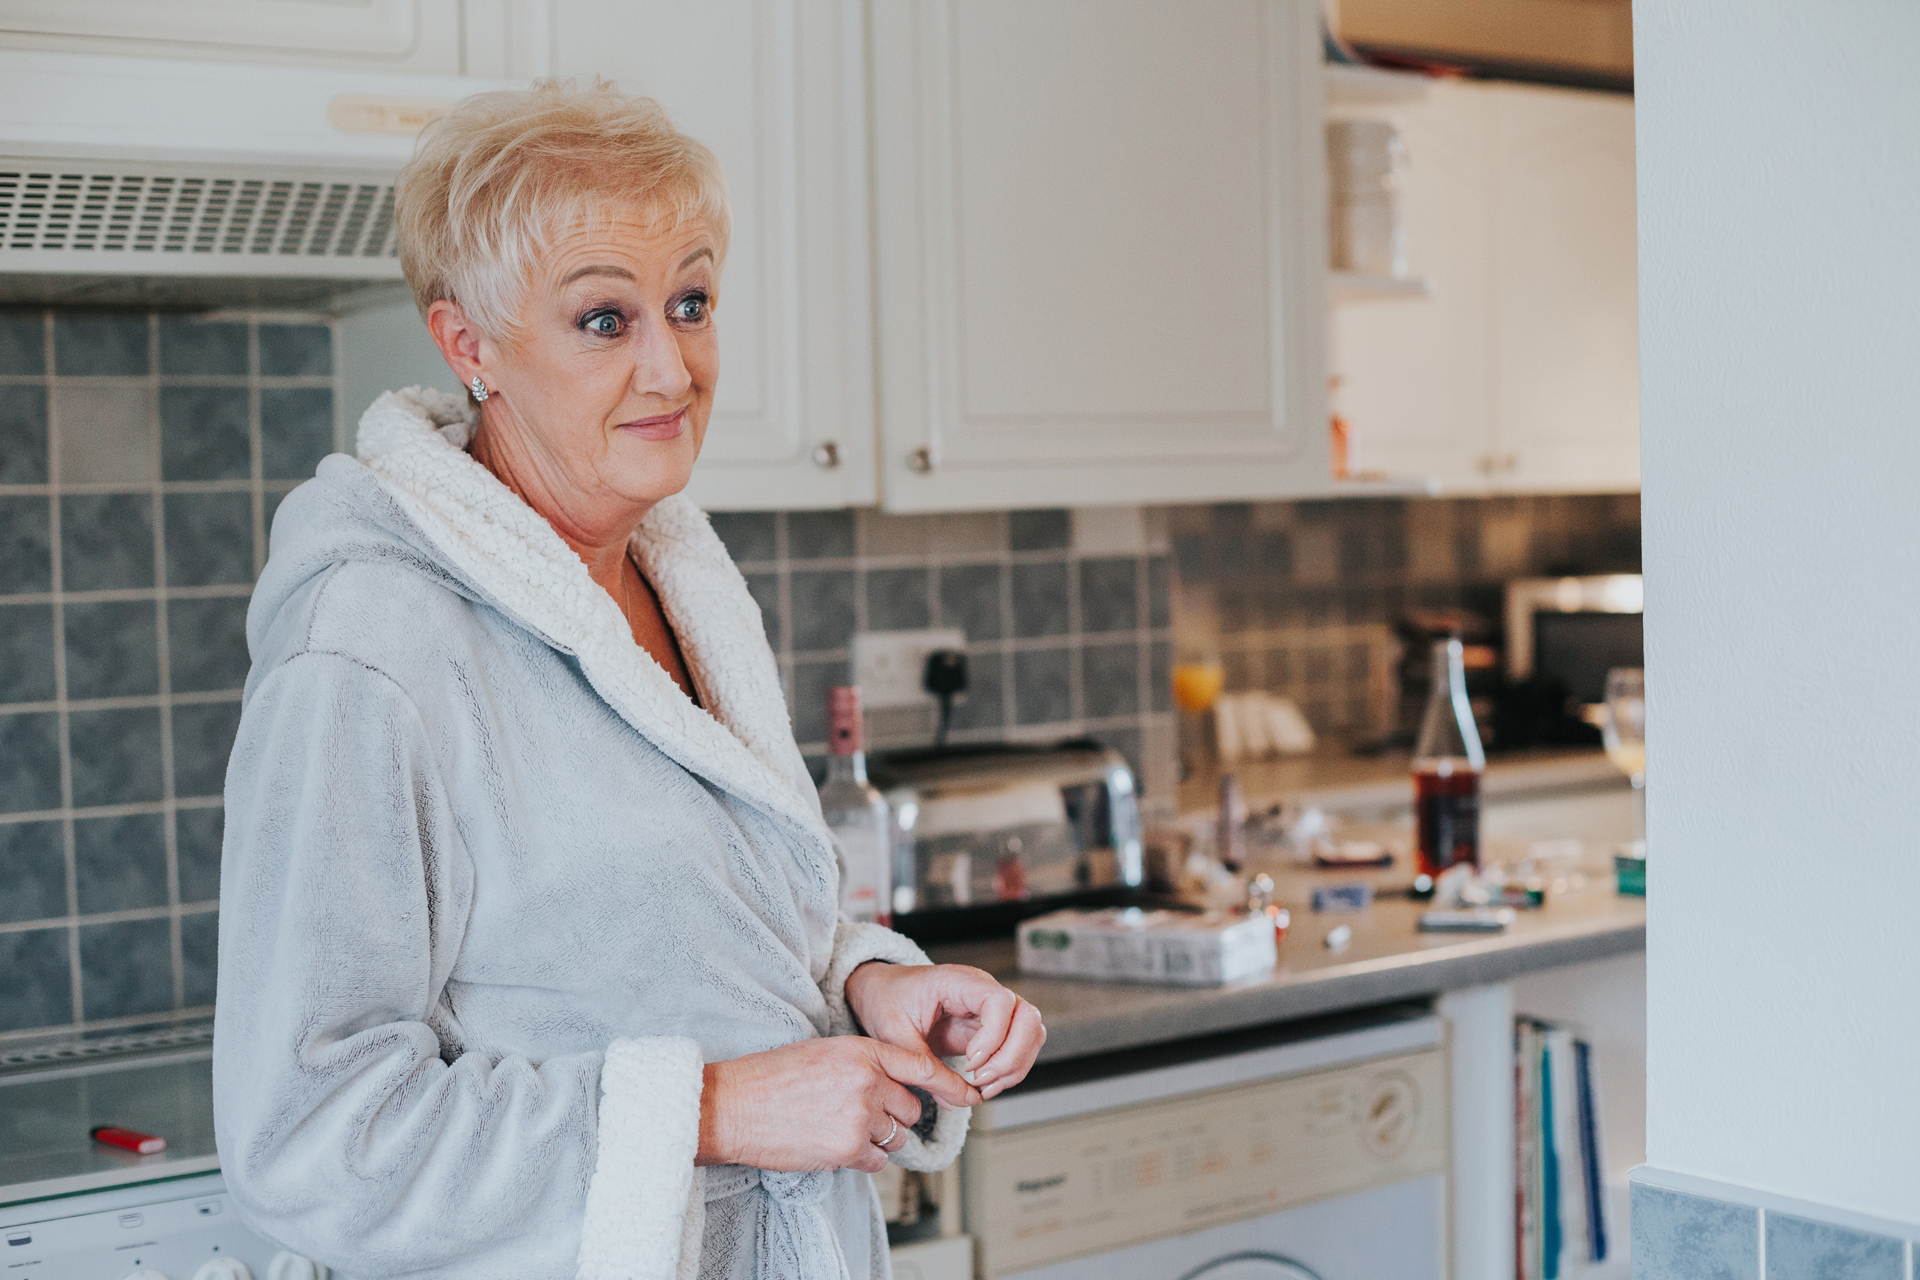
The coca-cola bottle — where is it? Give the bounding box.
[1411,637,1485,894]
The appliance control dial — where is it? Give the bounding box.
[192,1259,254,1280]
[267,1252,329,1280]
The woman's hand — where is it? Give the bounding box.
[697,1036,981,1173]
[843,963,1046,1100]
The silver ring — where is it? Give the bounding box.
[875,1118,898,1151]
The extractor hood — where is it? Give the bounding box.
[0,49,515,307]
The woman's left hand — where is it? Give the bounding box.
[843,963,1045,1099]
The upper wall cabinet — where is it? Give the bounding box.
[550,0,876,509]
[1335,80,1639,493]
[869,0,1329,512]
[0,0,470,73]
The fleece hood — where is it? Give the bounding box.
[253,385,828,853]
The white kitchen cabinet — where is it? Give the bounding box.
[0,0,468,73]
[549,0,876,510]
[1334,80,1639,493]
[869,0,1329,512]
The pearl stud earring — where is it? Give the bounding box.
[470,375,490,402]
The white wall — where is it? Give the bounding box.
[1636,0,1920,1223]
[335,291,462,450]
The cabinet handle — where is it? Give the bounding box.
[811,441,841,469]
[905,447,934,474]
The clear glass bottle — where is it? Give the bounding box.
[1411,637,1486,887]
[819,685,893,925]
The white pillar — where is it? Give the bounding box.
[1438,983,1516,1280]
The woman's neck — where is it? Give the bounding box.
[469,412,648,590]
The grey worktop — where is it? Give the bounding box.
[929,883,1644,1063]
[0,1050,219,1205]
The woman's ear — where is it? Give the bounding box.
[426,299,488,390]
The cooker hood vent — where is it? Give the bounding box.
[0,161,401,269]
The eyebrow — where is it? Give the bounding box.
[560,248,713,286]
[561,264,635,285]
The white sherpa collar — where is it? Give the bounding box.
[355,386,832,863]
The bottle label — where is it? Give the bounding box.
[834,825,886,924]
[829,686,863,756]
[1415,769,1481,874]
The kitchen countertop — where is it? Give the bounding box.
[0,1049,219,1205]
[930,874,1644,1064]
[1176,744,1624,818]
[933,764,1646,1066]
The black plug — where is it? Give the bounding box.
[923,649,969,749]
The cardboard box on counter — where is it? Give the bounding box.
[1017,907,1278,986]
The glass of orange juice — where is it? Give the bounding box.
[1171,654,1226,714]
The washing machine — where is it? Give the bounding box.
[961,1007,1447,1280]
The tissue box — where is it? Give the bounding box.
[1017,907,1278,986]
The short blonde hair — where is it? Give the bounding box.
[395,79,730,338]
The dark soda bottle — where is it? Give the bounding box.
[1412,637,1485,889]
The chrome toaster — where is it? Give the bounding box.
[868,740,1144,942]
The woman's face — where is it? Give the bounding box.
[468,207,720,539]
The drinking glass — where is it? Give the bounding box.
[1599,667,1645,854]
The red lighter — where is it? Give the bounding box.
[90,1125,166,1155]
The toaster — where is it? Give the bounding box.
[868,739,1144,943]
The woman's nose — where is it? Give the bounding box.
[631,319,693,401]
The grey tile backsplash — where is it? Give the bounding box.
[712,507,1176,799]
[1,307,336,1045]
[1170,494,1642,737]
[1,305,1644,1048]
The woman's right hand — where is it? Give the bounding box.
[697,1036,982,1173]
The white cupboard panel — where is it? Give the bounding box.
[1333,80,1638,494]
[1332,80,1497,488]
[550,0,874,508]
[873,0,1328,511]
[1492,85,1639,492]
[0,0,463,72]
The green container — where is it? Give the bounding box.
[1615,853,1646,897]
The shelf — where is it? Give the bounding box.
[1330,272,1434,303]
[1324,62,1432,106]
[1323,474,1443,497]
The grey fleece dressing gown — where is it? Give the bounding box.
[212,388,965,1280]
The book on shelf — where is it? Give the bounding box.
[1516,1017,1612,1278]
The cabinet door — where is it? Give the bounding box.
[1331,80,1498,488]
[0,0,464,72]
[550,0,875,509]
[1491,85,1639,492]
[870,0,1328,512]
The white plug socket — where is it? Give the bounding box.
[851,628,966,709]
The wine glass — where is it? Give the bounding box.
[1599,667,1645,854]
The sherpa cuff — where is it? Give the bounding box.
[577,1036,706,1280]
[820,919,972,1173]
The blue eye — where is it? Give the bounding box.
[671,292,709,324]
[583,310,624,336]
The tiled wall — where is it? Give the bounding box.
[710,506,1176,798]
[1632,1175,1916,1280]
[1169,494,1643,737]
[0,308,337,1044]
[0,303,1641,1045]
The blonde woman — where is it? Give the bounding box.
[213,81,1044,1280]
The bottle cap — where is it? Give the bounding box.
[829,686,863,755]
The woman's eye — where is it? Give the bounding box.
[583,310,624,336]
[671,293,709,324]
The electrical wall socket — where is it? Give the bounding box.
[852,629,965,709]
